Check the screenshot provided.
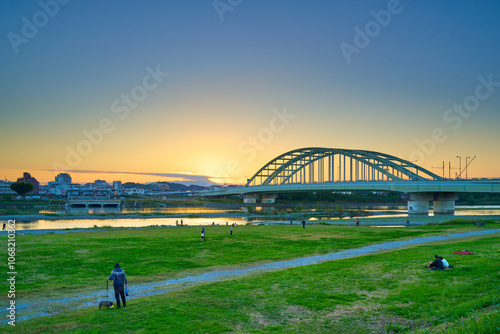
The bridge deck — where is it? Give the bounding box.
[202,180,500,197]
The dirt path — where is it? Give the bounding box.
[2,228,499,323]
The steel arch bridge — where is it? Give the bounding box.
[245,147,443,187]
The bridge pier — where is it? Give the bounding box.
[407,193,458,214]
[407,193,432,214]
[243,194,260,204]
[261,194,277,203]
[433,193,458,214]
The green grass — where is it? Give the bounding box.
[3,222,498,298]
[2,220,500,333]
[6,232,500,333]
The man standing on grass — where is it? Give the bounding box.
[108,263,128,308]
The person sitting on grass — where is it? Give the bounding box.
[426,255,445,270]
[439,256,454,268]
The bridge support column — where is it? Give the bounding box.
[433,193,458,214]
[243,194,259,204]
[407,193,432,214]
[261,194,277,203]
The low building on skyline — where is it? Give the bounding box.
[0,180,16,195]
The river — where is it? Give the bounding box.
[5,205,500,231]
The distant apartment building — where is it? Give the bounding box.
[17,172,40,195]
[55,173,72,184]
[0,180,16,195]
[94,180,108,187]
[123,188,146,196]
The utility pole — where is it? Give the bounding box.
[465,157,470,179]
[464,156,476,179]
[456,156,462,179]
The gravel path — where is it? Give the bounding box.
[2,228,499,323]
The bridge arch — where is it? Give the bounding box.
[245,147,443,187]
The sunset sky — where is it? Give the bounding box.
[1,1,499,186]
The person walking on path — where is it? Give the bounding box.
[355,218,359,226]
[302,220,306,229]
[230,225,233,235]
[2,222,5,230]
[290,218,293,225]
[108,263,128,308]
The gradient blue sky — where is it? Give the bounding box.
[1,0,499,185]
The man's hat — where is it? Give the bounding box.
[114,263,120,268]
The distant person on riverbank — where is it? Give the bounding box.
[108,263,127,308]
[2,222,5,230]
[355,218,359,226]
[406,219,409,227]
[302,220,306,229]
[176,220,178,226]
[180,219,183,226]
[426,255,444,270]
[201,228,205,241]
[230,225,233,235]
[290,218,293,225]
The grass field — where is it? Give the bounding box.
[2,220,500,333]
